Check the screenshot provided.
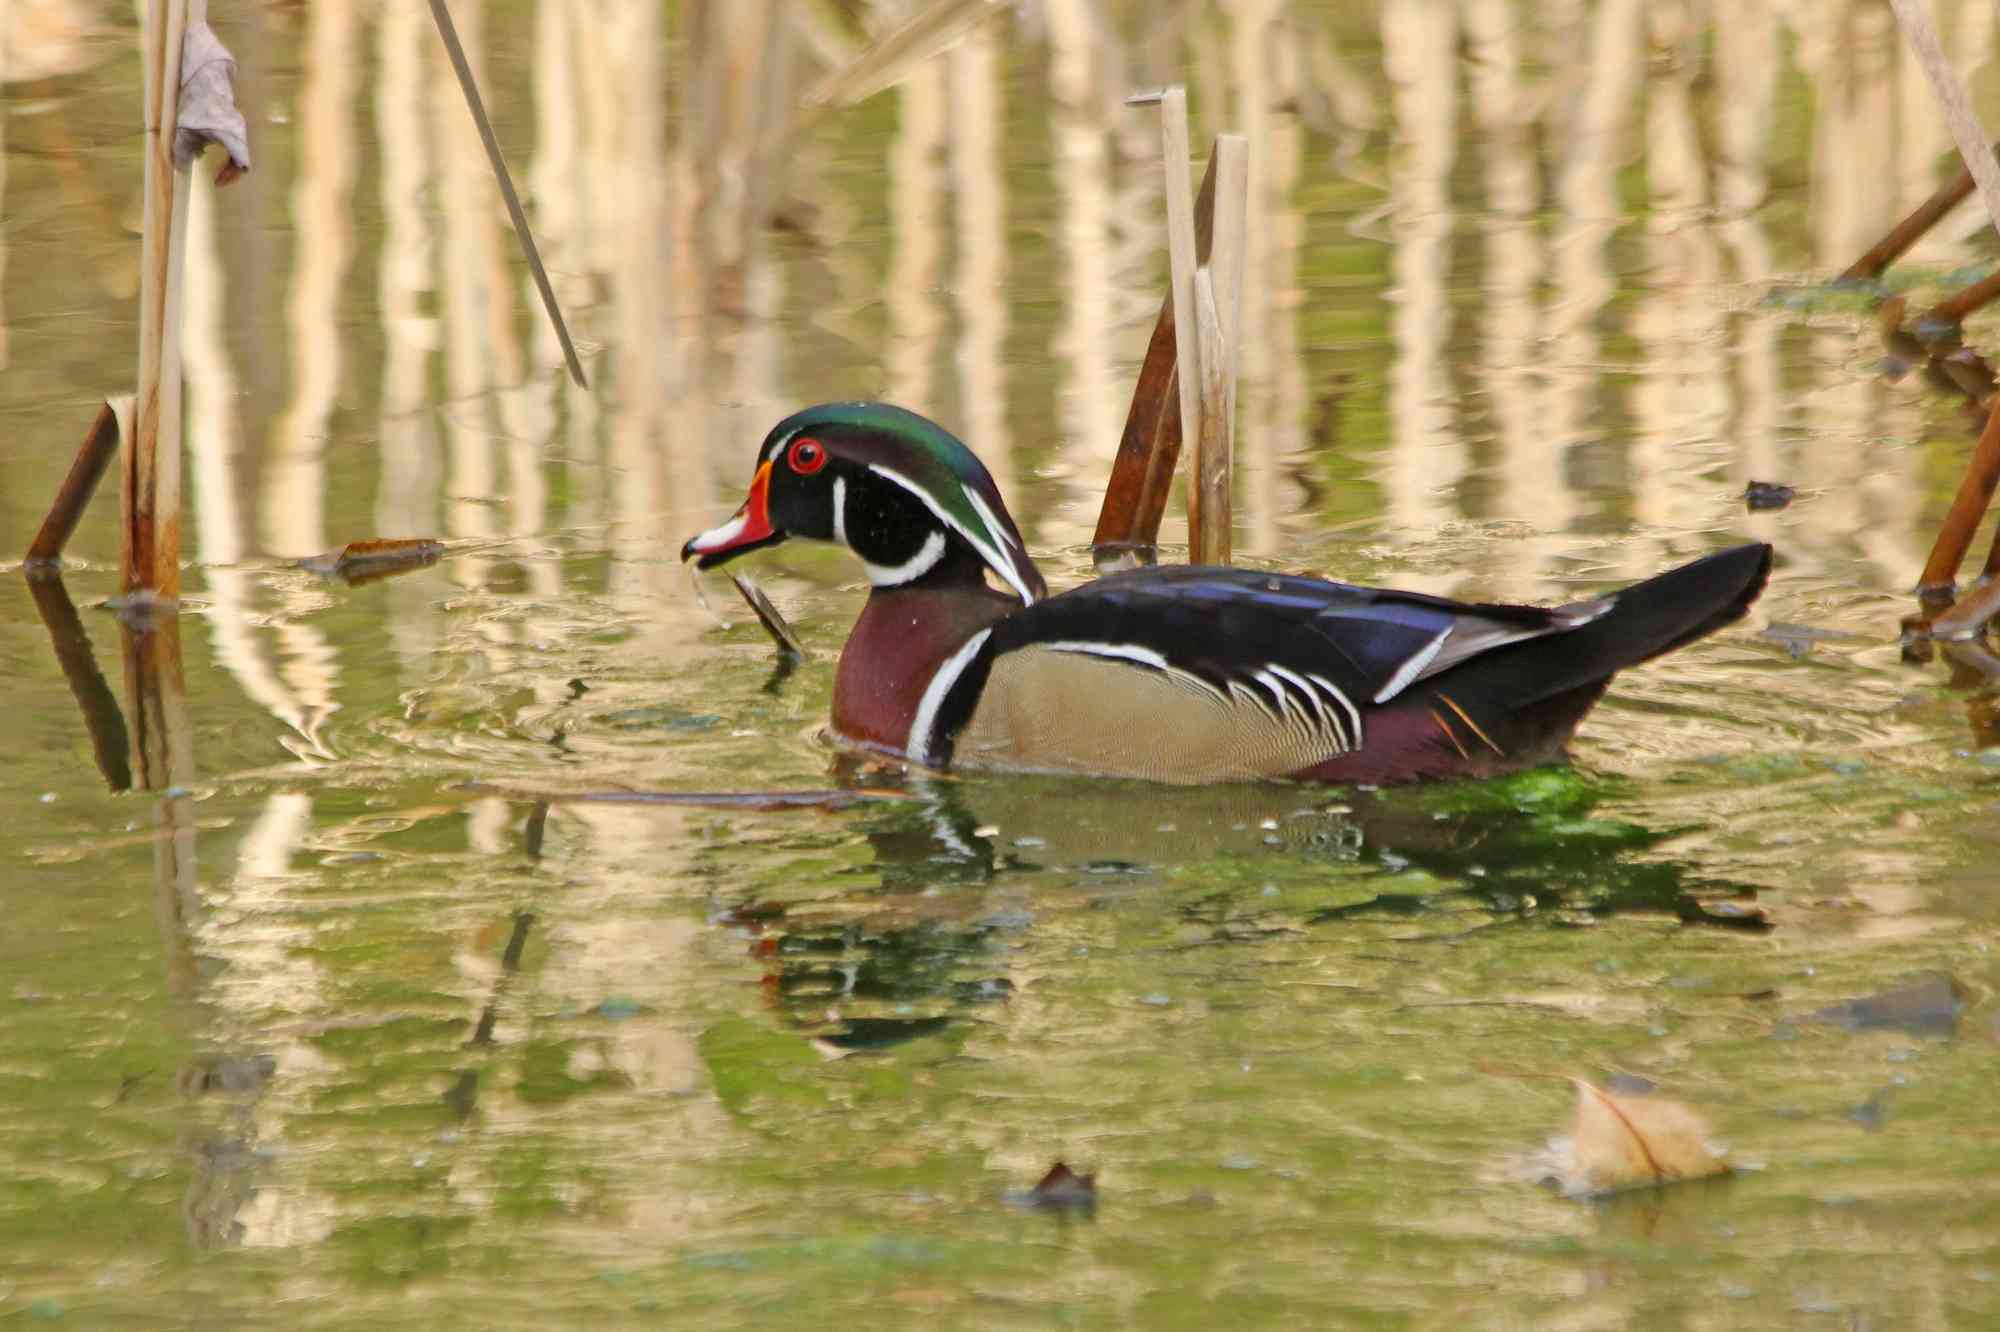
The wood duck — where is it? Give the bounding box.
[682,402,1773,785]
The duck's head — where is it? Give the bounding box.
[680,402,1046,605]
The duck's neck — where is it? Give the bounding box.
[831,554,1022,758]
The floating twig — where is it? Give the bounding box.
[298,537,447,584]
[453,782,906,812]
[729,572,805,660]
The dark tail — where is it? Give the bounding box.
[1444,542,1772,712]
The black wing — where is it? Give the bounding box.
[924,564,1601,761]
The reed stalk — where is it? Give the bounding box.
[127,0,197,602]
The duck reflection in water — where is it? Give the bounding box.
[718,769,1769,1051]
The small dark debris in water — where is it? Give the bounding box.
[1808,974,1966,1038]
[712,900,786,929]
[1005,1162,1097,1212]
[815,1015,950,1050]
[178,1054,276,1096]
[1744,481,1796,511]
[1674,896,1773,932]
[567,678,589,698]
[299,537,446,584]
[953,978,1014,1003]
[1603,1072,1657,1096]
[1761,621,1865,659]
[1733,989,1780,1003]
[1849,1088,1895,1131]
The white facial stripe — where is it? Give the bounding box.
[868,463,1039,606]
[962,486,1020,552]
[1372,628,1450,704]
[832,475,848,547]
[686,508,749,553]
[909,628,994,765]
[861,530,946,587]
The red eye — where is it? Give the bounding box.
[787,437,826,474]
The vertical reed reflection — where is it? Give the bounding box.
[1380,0,1460,589]
[950,28,1013,501]
[264,0,357,561]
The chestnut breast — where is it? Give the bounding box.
[830,584,1018,756]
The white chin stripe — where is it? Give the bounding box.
[908,628,993,765]
[687,509,749,554]
[832,476,849,547]
[862,529,947,586]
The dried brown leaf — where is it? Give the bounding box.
[174,24,251,185]
[1570,1079,1728,1194]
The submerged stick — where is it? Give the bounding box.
[1091,151,1218,563]
[426,0,588,389]
[27,400,123,568]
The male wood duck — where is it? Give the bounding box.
[682,402,1772,785]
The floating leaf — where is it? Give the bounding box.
[299,537,446,584]
[1563,1079,1729,1196]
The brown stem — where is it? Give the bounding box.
[1918,396,2000,598]
[1091,150,1219,561]
[1839,161,1978,283]
[26,402,122,567]
[1926,268,2000,329]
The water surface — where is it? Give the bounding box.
[4,2,2000,1327]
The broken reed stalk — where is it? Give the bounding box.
[26,400,123,568]
[1090,153,1219,563]
[1194,134,1248,567]
[1155,89,1206,556]
[1099,89,1248,568]
[129,0,197,602]
[425,0,589,389]
[1888,0,2000,247]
